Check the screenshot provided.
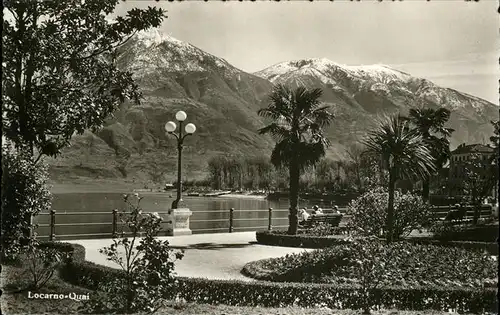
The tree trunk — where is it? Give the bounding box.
[386,169,396,243]
[288,160,300,235]
[422,177,430,203]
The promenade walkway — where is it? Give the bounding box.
[67,232,313,281]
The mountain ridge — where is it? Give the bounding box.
[47,31,498,185]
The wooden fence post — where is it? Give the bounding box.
[229,208,234,233]
[50,209,56,241]
[268,207,273,231]
[112,209,118,238]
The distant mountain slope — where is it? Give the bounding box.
[254,58,498,150]
[48,34,498,185]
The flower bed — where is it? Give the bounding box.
[430,222,499,243]
[256,230,353,248]
[243,240,497,287]
[57,241,497,313]
[257,229,499,255]
[405,238,498,255]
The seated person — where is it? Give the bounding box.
[298,208,310,225]
[333,205,341,214]
[312,205,323,215]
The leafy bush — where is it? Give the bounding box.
[61,255,498,313]
[347,187,432,240]
[56,230,498,313]
[299,224,350,236]
[429,221,499,242]
[39,241,86,263]
[244,239,497,287]
[82,193,184,314]
[2,240,80,294]
[22,239,66,291]
[1,144,52,259]
[245,238,497,313]
[256,230,352,248]
[406,238,498,255]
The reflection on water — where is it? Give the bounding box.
[34,192,344,238]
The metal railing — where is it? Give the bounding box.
[33,205,493,240]
[33,207,296,240]
[34,210,172,241]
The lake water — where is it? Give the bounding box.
[34,192,344,239]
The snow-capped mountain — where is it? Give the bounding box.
[50,33,498,183]
[256,58,412,85]
[121,29,240,78]
[255,58,494,112]
[254,58,498,149]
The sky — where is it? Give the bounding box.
[92,2,500,105]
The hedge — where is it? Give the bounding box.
[257,230,499,255]
[57,242,498,313]
[1,240,85,266]
[405,238,498,255]
[436,224,499,242]
[38,241,86,262]
[256,230,352,248]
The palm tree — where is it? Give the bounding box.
[258,84,334,235]
[363,115,436,243]
[405,107,454,202]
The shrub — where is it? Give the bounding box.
[429,221,499,242]
[81,193,184,314]
[244,240,497,287]
[405,238,498,255]
[244,238,497,313]
[298,224,350,236]
[22,239,66,291]
[347,188,432,240]
[57,233,498,314]
[61,257,498,313]
[1,144,52,259]
[256,230,352,248]
[38,241,86,262]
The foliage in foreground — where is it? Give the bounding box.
[245,238,496,313]
[60,239,497,314]
[256,230,352,248]
[1,143,52,259]
[2,0,166,161]
[81,194,184,314]
[4,258,484,315]
[428,220,499,242]
[346,187,432,240]
[244,238,497,287]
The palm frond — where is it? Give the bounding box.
[258,84,333,173]
[362,114,436,181]
[258,123,291,141]
[294,87,323,113]
[270,139,294,168]
[259,84,295,122]
[305,106,335,128]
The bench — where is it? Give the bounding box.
[300,214,343,228]
[440,205,493,226]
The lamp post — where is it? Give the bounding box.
[165,111,196,209]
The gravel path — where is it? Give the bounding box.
[67,232,313,281]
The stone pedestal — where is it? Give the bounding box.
[172,208,193,236]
